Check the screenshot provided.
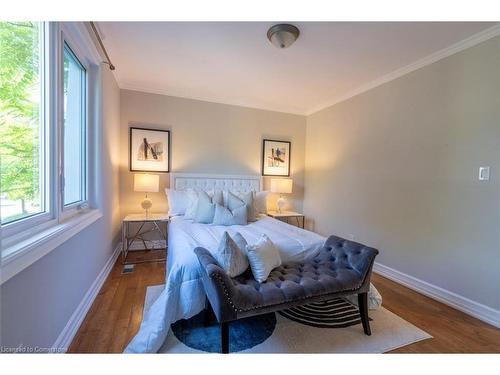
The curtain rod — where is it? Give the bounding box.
[89,22,115,71]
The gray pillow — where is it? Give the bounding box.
[194,190,223,224]
[214,232,249,277]
[232,232,248,254]
[212,203,247,226]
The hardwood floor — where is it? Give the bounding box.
[68,252,166,353]
[372,273,500,353]
[68,257,500,353]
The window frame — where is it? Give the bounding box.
[1,22,103,278]
[59,37,90,219]
[0,22,55,239]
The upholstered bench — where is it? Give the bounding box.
[194,235,379,353]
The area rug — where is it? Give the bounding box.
[144,285,432,353]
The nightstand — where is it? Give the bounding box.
[121,213,169,265]
[267,210,305,229]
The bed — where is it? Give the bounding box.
[124,173,381,353]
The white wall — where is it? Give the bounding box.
[304,36,500,311]
[119,90,307,218]
[0,67,121,350]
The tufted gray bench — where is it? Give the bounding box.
[194,235,379,353]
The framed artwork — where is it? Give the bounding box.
[129,127,170,172]
[262,139,291,176]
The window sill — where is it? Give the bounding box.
[1,209,102,285]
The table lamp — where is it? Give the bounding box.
[270,178,293,213]
[134,173,159,217]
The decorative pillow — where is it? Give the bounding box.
[253,191,269,215]
[212,203,247,226]
[165,188,188,216]
[194,190,223,224]
[214,232,249,277]
[232,232,248,254]
[246,234,282,283]
[211,189,223,205]
[184,189,199,220]
[186,189,223,220]
[228,191,257,222]
[226,191,244,209]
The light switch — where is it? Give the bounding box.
[479,167,490,181]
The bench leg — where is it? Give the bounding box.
[203,298,215,327]
[358,292,371,336]
[221,322,229,354]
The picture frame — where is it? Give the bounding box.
[129,127,170,173]
[261,139,291,176]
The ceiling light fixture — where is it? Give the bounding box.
[267,24,300,49]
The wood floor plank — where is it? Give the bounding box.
[68,254,500,353]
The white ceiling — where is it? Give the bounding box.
[98,22,498,115]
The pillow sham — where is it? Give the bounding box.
[165,188,188,216]
[194,190,223,224]
[212,203,247,226]
[246,234,282,283]
[214,232,249,277]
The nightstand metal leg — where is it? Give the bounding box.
[121,220,167,265]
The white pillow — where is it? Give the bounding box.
[165,188,188,216]
[214,232,249,277]
[212,203,247,226]
[253,191,269,215]
[246,234,282,283]
[184,189,199,220]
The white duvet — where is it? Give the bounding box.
[124,216,381,353]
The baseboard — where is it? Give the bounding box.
[373,262,500,328]
[52,243,121,352]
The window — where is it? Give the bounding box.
[1,22,96,252]
[0,22,48,225]
[62,43,87,207]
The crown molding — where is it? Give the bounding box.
[306,23,500,116]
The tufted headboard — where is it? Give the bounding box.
[170,173,262,192]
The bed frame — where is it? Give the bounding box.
[169,173,263,192]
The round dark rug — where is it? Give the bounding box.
[171,310,276,353]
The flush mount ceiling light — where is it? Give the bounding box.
[267,24,300,49]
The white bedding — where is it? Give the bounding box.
[124,215,381,353]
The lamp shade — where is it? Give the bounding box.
[270,178,293,194]
[134,173,159,193]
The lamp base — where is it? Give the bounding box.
[141,196,152,217]
[277,196,286,213]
